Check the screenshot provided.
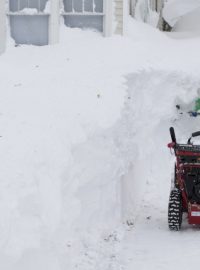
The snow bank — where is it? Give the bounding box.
[163,0,200,27]
[173,7,200,32]
[119,69,200,222]
[1,18,200,269]
[0,24,131,269]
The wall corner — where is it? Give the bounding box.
[103,0,113,37]
[49,0,60,44]
[0,0,6,53]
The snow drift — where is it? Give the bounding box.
[163,0,200,27]
[173,7,200,32]
[1,18,200,269]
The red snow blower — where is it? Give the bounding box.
[168,127,200,230]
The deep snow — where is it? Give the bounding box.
[1,18,200,269]
[163,0,200,27]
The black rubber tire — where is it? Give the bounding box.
[168,189,183,231]
[174,164,178,189]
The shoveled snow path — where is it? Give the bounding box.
[70,70,200,270]
[118,72,200,270]
[70,69,200,270]
[121,185,200,270]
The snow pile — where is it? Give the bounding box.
[0,23,136,269]
[163,0,200,27]
[173,7,200,32]
[1,18,200,269]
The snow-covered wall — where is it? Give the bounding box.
[0,0,6,53]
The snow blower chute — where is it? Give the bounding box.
[168,127,200,230]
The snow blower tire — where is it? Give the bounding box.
[168,189,182,231]
[174,164,179,189]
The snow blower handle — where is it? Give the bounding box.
[168,127,176,149]
[170,127,176,144]
[188,131,200,144]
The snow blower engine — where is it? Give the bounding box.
[168,127,200,230]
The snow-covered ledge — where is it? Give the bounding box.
[0,0,6,53]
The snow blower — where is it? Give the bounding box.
[168,127,200,230]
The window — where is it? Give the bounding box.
[63,0,103,14]
[62,0,104,32]
[9,0,48,13]
[8,0,49,45]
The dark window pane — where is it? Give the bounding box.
[40,0,49,11]
[63,0,73,12]
[9,0,19,12]
[10,15,49,45]
[63,15,103,31]
[73,0,82,12]
[19,0,27,11]
[27,0,40,10]
[84,0,93,12]
[9,0,48,12]
[94,0,103,13]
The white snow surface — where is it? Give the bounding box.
[18,8,39,15]
[163,0,200,26]
[172,7,200,32]
[1,18,200,269]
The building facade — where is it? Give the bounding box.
[0,0,129,51]
[0,0,165,53]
